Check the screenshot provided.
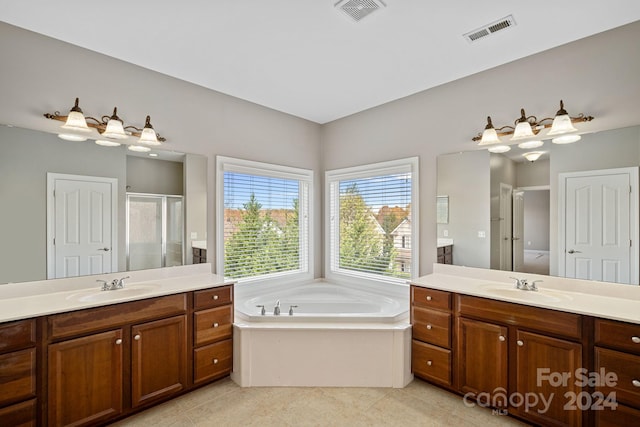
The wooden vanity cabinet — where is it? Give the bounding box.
[456,294,583,427]
[0,319,37,427]
[193,285,233,384]
[593,319,640,425]
[410,286,453,388]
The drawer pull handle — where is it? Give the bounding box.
[212,295,219,300]
[499,335,506,342]
[213,322,219,328]
[134,334,141,341]
[632,336,640,344]
[426,324,432,330]
[426,296,432,301]
[115,338,122,345]
[212,358,219,365]
[632,379,640,388]
[517,340,524,347]
[427,360,432,366]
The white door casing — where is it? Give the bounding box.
[512,190,525,272]
[559,167,639,285]
[47,173,118,279]
[499,183,513,271]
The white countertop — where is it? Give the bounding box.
[412,264,640,325]
[0,264,233,323]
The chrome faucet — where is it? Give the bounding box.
[273,300,281,316]
[256,305,266,316]
[510,277,542,291]
[97,276,130,291]
[289,305,298,316]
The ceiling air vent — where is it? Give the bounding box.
[335,0,387,22]
[463,15,516,43]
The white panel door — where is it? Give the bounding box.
[563,172,631,283]
[48,174,117,279]
[512,190,525,272]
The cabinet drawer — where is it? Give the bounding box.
[194,286,233,310]
[194,339,232,384]
[595,403,640,426]
[0,399,36,427]
[411,340,451,387]
[0,320,36,353]
[595,319,640,355]
[411,286,451,311]
[412,307,450,348]
[0,348,36,406]
[194,305,233,346]
[595,347,640,408]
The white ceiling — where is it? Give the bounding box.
[2,1,640,124]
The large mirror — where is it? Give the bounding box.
[436,124,640,285]
[0,124,208,284]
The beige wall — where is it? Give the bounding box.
[126,157,183,195]
[2,19,640,281]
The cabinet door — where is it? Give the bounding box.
[131,315,187,408]
[48,330,123,427]
[456,317,508,406]
[515,330,582,427]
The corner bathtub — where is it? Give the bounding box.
[231,281,413,388]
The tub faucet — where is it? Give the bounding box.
[256,305,266,316]
[274,300,281,316]
[289,305,298,316]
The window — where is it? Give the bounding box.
[216,156,313,282]
[326,157,419,283]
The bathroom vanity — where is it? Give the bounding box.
[411,264,640,426]
[0,265,233,427]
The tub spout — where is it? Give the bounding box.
[256,305,266,316]
[274,300,281,316]
[289,305,298,316]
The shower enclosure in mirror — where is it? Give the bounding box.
[126,194,183,271]
[436,124,640,285]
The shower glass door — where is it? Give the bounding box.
[127,193,184,271]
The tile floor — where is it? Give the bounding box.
[111,378,529,426]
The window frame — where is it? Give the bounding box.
[325,157,419,285]
[216,156,314,284]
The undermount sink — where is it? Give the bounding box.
[66,284,161,303]
[478,284,572,303]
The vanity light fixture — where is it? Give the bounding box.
[487,145,511,153]
[518,140,544,149]
[522,151,544,162]
[474,100,593,146]
[44,98,166,147]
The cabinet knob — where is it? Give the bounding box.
[426,324,432,330]
[499,335,506,342]
[212,295,219,300]
[426,360,432,366]
[212,358,219,365]
[115,339,122,345]
[134,334,141,340]
[632,379,640,388]
[632,336,640,344]
[426,296,432,301]
[517,340,524,347]
[213,322,219,328]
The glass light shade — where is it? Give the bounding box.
[523,151,543,162]
[487,145,511,153]
[58,133,87,142]
[61,111,90,132]
[552,134,581,144]
[518,140,544,149]
[95,139,121,147]
[127,145,151,152]
[103,119,127,139]
[479,127,500,145]
[149,153,159,157]
[138,127,160,145]
[510,121,535,141]
[547,114,578,136]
